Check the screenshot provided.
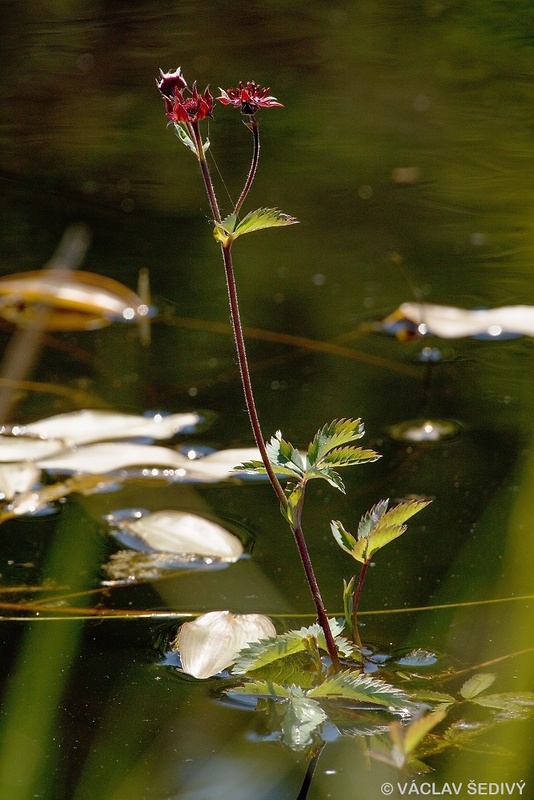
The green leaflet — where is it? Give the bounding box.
[266,431,305,478]
[232,632,311,675]
[214,208,298,245]
[331,520,365,563]
[237,422,380,499]
[460,673,496,700]
[320,446,381,468]
[307,670,412,710]
[228,680,292,698]
[470,692,534,717]
[233,207,298,236]
[307,418,365,465]
[232,619,357,676]
[332,498,432,564]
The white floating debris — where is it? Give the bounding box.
[36,442,191,473]
[101,550,229,585]
[176,611,276,679]
[36,442,267,482]
[25,409,201,446]
[392,303,534,339]
[0,270,149,331]
[0,463,40,500]
[123,510,244,562]
[0,434,66,462]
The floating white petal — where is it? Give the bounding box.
[37,442,191,473]
[0,435,66,462]
[25,409,200,446]
[177,611,276,679]
[396,303,534,339]
[0,463,40,500]
[37,442,265,481]
[125,511,243,561]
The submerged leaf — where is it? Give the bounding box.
[282,695,326,750]
[460,673,496,700]
[308,671,412,710]
[176,611,276,679]
[470,692,534,717]
[228,680,292,698]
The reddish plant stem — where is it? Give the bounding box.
[191,117,340,669]
[233,117,260,217]
[352,559,370,649]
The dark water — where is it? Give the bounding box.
[0,2,534,798]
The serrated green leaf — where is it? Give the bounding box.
[308,670,411,710]
[331,520,362,560]
[306,466,347,493]
[321,446,381,468]
[234,459,268,473]
[266,431,305,478]
[460,673,496,699]
[364,523,407,557]
[307,418,365,466]
[377,499,432,528]
[357,499,390,540]
[295,619,358,659]
[355,498,431,560]
[232,632,309,675]
[233,207,299,239]
[220,213,238,233]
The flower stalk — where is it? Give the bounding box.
[157,69,341,669]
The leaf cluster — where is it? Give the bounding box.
[332,497,431,564]
[213,207,298,247]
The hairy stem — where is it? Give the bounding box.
[233,117,260,217]
[192,119,340,668]
[351,560,370,649]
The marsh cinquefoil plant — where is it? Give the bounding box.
[156,69,429,680]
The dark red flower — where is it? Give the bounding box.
[158,75,213,124]
[156,67,188,100]
[217,82,283,115]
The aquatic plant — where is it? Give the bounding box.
[156,69,429,669]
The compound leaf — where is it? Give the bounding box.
[307,418,365,466]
